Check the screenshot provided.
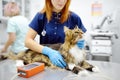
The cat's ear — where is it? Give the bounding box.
[74,25,79,30]
[64,26,69,32]
[75,25,84,34]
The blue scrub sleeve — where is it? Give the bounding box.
[77,17,87,33]
[29,12,44,35]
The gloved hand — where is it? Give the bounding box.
[42,46,66,68]
[77,39,85,49]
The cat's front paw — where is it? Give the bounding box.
[16,60,24,66]
[92,66,100,72]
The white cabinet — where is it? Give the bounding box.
[90,31,114,61]
[91,40,112,54]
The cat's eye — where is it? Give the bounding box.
[74,31,79,33]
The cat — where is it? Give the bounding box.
[59,26,99,74]
[0,26,99,74]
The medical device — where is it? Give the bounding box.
[17,62,45,78]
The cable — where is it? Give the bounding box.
[10,73,20,80]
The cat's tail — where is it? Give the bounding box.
[0,52,17,61]
[4,51,24,60]
[0,53,8,61]
[7,52,18,60]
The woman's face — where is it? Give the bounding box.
[51,0,67,13]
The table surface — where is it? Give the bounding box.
[0,59,120,80]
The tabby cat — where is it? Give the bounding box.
[59,26,99,74]
[0,26,99,74]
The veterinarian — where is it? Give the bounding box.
[25,0,87,68]
[1,2,29,54]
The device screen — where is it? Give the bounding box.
[22,64,38,70]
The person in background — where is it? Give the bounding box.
[25,0,86,68]
[1,2,29,54]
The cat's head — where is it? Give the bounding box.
[64,26,84,44]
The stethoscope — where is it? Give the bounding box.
[41,29,46,36]
[41,18,47,36]
[41,15,70,36]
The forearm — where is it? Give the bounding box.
[4,40,13,50]
[25,38,44,53]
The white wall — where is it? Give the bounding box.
[69,0,120,63]
[0,21,8,45]
[70,0,120,34]
[29,0,45,20]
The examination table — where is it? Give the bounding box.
[0,59,120,80]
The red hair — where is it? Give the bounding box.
[41,0,71,23]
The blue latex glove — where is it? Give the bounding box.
[77,39,85,49]
[42,46,66,68]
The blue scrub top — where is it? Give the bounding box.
[29,11,87,44]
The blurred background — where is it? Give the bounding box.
[0,0,120,63]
